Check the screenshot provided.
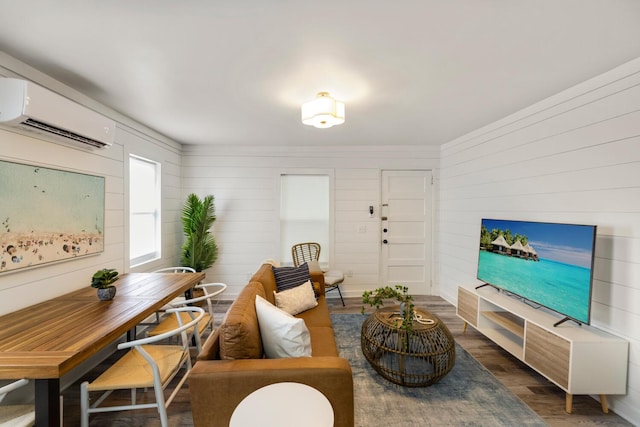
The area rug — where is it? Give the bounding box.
[331,314,547,427]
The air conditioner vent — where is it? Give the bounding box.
[0,78,115,149]
[22,118,109,149]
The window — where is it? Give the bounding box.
[129,155,161,266]
[280,174,330,265]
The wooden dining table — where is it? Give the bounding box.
[0,271,205,427]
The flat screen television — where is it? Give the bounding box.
[477,219,597,326]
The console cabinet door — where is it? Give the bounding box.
[457,287,478,327]
[525,322,570,390]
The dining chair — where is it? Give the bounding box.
[146,282,227,352]
[80,306,205,427]
[291,242,345,306]
[152,267,196,274]
[0,379,35,427]
[151,266,198,321]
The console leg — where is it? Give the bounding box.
[600,395,609,413]
[565,393,573,414]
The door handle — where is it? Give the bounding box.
[382,239,388,244]
[383,228,388,233]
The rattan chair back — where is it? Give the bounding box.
[291,242,321,267]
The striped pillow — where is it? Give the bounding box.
[272,263,312,293]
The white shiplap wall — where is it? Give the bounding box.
[0,54,184,316]
[182,145,439,299]
[118,126,185,272]
[438,57,640,424]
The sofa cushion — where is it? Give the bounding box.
[250,264,279,304]
[219,282,265,360]
[255,295,312,358]
[307,326,339,357]
[272,263,312,293]
[274,280,318,315]
[295,295,333,328]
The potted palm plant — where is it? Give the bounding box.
[181,193,218,272]
[91,268,119,301]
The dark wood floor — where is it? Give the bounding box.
[62,296,632,426]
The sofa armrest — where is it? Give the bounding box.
[189,357,354,427]
[307,260,326,295]
[196,328,220,361]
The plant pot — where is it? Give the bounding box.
[191,287,205,307]
[399,302,412,318]
[97,286,117,301]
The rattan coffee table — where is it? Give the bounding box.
[361,306,455,387]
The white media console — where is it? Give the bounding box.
[456,284,628,413]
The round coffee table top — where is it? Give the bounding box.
[373,306,441,331]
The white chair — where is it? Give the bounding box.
[152,267,196,274]
[0,379,35,427]
[147,282,227,352]
[151,266,198,321]
[80,306,205,427]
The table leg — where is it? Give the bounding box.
[185,288,198,346]
[35,378,60,427]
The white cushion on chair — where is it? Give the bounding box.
[323,270,344,286]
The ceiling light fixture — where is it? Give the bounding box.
[301,92,345,129]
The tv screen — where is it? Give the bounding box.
[477,219,597,325]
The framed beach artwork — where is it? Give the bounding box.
[0,160,105,273]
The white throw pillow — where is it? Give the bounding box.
[274,280,318,315]
[255,295,312,358]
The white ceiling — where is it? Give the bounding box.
[1,1,640,147]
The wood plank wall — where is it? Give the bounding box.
[0,56,184,316]
[438,57,640,424]
[3,47,637,425]
[181,145,439,299]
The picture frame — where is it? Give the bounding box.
[0,160,105,273]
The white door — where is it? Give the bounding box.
[381,170,432,295]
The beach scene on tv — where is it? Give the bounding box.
[477,219,596,324]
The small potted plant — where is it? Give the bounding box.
[91,268,119,301]
[362,285,415,333]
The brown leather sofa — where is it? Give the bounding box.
[188,263,354,427]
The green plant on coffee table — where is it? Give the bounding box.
[362,285,414,333]
[90,268,119,289]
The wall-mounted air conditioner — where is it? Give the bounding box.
[0,78,115,149]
